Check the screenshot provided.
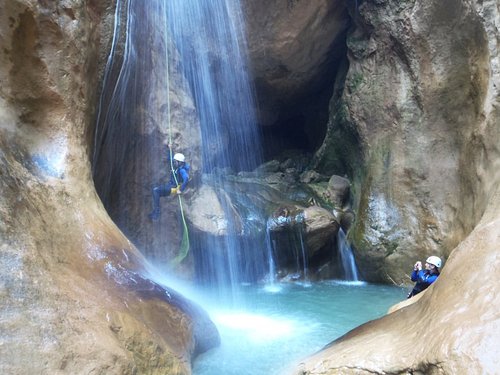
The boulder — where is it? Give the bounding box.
[185,184,228,236]
[326,175,351,208]
[303,205,339,256]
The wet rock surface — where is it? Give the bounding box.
[1,0,499,374]
[293,0,500,373]
[0,2,217,374]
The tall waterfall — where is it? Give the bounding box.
[166,0,262,173]
[166,0,267,298]
[92,0,267,300]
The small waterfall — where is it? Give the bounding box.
[296,215,309,282]
[337,228,360,281]
[265,223,277,286]
[266,212,310,283]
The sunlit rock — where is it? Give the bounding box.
[0,1,218,373]
[185,184,228,236]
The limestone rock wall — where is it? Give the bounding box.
[0,1,217,374]
[315,0,499,284]
[91,0,203,268]
[292,0,500,373]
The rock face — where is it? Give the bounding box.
[241,0,350,154]
[91,0,203,267]
[0,2,218,374]
[315,0,499,284]
[293,0,500,373]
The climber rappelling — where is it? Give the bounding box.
[148,148,190,221]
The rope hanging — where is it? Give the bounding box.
[164,5,190,266]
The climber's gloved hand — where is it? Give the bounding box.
[170,185,182,195]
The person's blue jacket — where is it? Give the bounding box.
[169,163,190,192]
[408,270,439,298]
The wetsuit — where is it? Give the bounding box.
[407,269,439,298]
[150,162,190,218]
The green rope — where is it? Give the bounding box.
[164,5,190,267]
[171,195,190,266]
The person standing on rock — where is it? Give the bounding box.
[407,256,442,298]
[148,148,190,221]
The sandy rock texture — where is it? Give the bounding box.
[0,1,217,374]
[292,0,500,373]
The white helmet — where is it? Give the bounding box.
[173,153,185,163]
[426,256,442,268]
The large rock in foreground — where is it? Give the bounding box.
[0,1,218,373]
[291,185,500,374]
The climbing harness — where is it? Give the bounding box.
[164,5,190,266]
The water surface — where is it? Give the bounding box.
[193,281,406,375]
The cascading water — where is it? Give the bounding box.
[337,227,360,281]
[297,216,309,282]
[91,0,269,294]
[166,0,262,173]
[266,212,311,283]
[264,223,277,287]
[165,0,269,299]
[92,0,201,266]
[90,2,410,374]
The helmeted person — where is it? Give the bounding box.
[407,255,442,298]
[148,151,190,221]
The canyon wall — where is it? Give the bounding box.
[1,0,499,373]
[0,1,217,374]
[292,0,500,373]
[312,0,500,284]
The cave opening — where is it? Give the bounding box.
[253,28,351,169]
[259,80,341,162]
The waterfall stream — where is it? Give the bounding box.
[337,228,360,281]
[90,2,400,373]
[166,0,262,173]
[167,0,268,299]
